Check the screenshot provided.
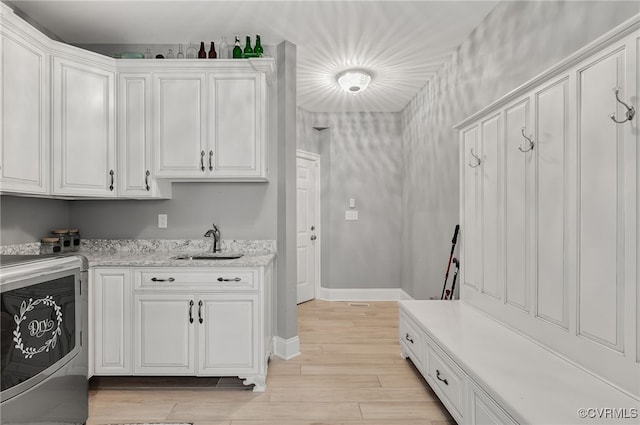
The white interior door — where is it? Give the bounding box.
[296,152,320,304]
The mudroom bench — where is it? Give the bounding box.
[399,300,639,425]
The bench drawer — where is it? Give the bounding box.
[427,342,465,422]
[399,311,425,372]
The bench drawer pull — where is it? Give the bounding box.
[405,333,414,344]
[436,369,449,386]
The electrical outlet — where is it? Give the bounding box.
[345,210,358,220]
[158,214,168,228]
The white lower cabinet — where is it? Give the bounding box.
[468,381,517,425]
[92,265,273,391]
[92,268,132,375]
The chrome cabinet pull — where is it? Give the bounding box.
[188,300,194,324]
[200,151,206,172]
[209,150,213,171]
[436,369,448,385]
[198,300,203,324]
[145,170,150,191]
[405,333,414,344]
[109,170,114,191]
[150,277,175,282]
[217,277,241,282]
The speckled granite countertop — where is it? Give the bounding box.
[80,250,275,268]
[1,239,276,268]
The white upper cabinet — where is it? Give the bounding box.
[151,65,269,181]
[52,53,116,197]
[0,6,49,195]
[118,73,169,198]
[153,72,207,178]
[208,72,266,179]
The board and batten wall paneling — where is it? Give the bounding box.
[481,114,501,299]
[462,126,479,291]
[535,77,569,329]
[637,34,640,365]
[504,98,530,312]
[577,48,625,353]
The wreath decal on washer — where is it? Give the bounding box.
[12,296,63,359]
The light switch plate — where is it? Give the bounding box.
[345,210,358,220]
[158,214,168,228]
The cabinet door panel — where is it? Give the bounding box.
[577,49,625,351]
[0,32,48,194]
[462,125,480,290]
[134,294,195,374]
[154,74,206,177]
[535,78,569,328]
[481,114,501,299]
[118,73,152,196]
[504,99,530,311]
[52,57,115,196]
[198,295,257,375]
[94,269,131,374]
[210,73,264,178]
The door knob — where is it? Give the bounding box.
[310,235,317,241]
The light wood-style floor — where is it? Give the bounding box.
[87,300,455,425]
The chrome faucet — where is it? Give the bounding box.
[204,223,221,253]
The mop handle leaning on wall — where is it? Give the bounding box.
[440,224,460,300]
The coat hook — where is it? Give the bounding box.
[610,88,635,124]
[468,148,481,168]
[518,127,535,152]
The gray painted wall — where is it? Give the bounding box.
[297,111,403,290]
[276,41,298,340]
[400,0,640,300]
[0,196,69,244]
[68,182,277,240]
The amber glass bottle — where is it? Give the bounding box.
[198,42,206,58]
[208,42,217,58]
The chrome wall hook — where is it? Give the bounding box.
[610,88,635,124]
[468,148,481,168]
[518,127,535,152]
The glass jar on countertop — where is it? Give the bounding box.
[51,229,72,252]
[68,228,81,252]
[40,237,63,254]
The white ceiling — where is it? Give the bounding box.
[9,0,498,112]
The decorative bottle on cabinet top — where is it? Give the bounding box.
[177,44,184,59]
[186,42,197,58]
[219,36,229,59]
[233,35,242,58]
[208,41,217,58]
[254,34,263,57]
[198,42,206,58]
[243,35,253,56]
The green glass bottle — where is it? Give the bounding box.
[254,34,263,57]
[232,35,243,59]
[243,35,253,56]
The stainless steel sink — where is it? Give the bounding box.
[173,253,243,260]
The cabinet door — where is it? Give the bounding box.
[462,125,480,291]
[480,114,501,299]
[576,47,626,352]
[504,98,531,311]
[197,294,258,375]
[52,56,115,196]
[0,28,49,194]
[93,268,132,375]
[208,73,266,179]
[153,73,206,178]
[118,73,154,197]
[134,294,195,374]
[534,77,569,329]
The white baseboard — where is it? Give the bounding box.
[317,287,414,301]
[272,336,301,360]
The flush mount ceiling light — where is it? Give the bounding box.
[337,69,372,94]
